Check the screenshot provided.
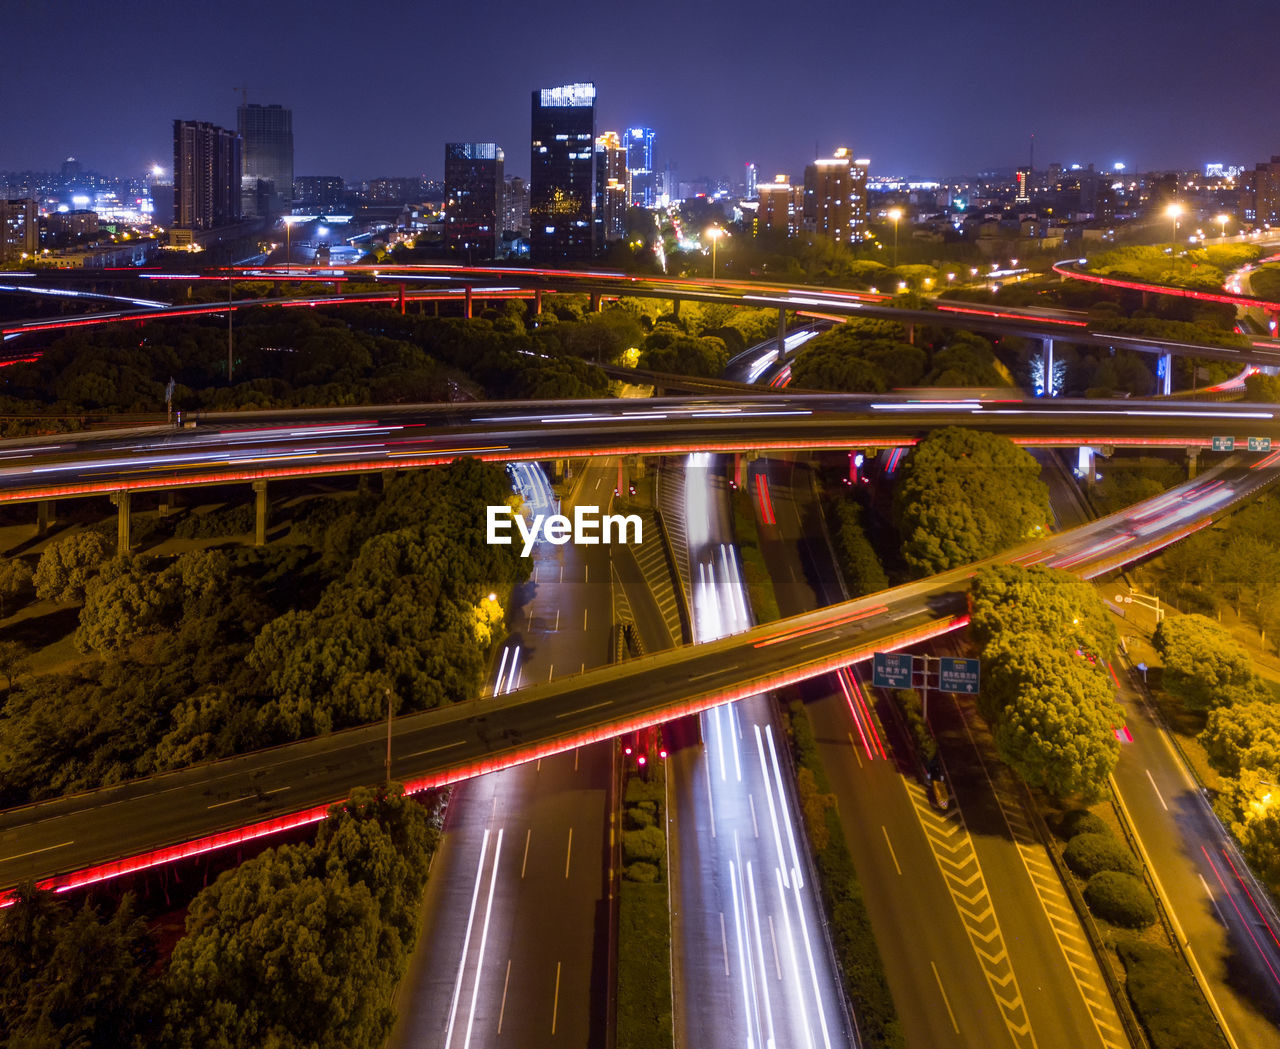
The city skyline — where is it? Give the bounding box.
[2,0,1278,183]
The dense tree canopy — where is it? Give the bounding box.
[1152,614,1267,710]
[894,428,1051,574]
[970,564,1118,660]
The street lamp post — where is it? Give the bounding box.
[1166,202,1184,249]
[1114,587,1164,624]
[1217,213,1230,239]
[706,226,724,280]
[887,207,903,268]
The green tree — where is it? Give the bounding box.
[74,555,179,653]
[1200,701,1280,777]
[0,556,34,617]
[984,636,1121,800]
[894,428,1051,574]
[1152,614,1267,710]
[32,531,108,603]
[970,564,1118,661]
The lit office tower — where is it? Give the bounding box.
[503,175,530,236]
[625,126,656,207]
[595,131,629,244]
[801,149,869,243]
[237,103,294,216]
[1015,166,1031,204]
[172,119,241,240]
[531,82,597,261]
[444,142,504,260]
[745,162,758,200]
[756,175,799,237]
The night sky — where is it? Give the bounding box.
[2,0,1277,182]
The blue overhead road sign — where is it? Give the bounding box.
[872,652,913,690]
[939,657,981,694]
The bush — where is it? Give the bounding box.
[617,883,672,1048]
[1061,809,1108,839]
[623,826,667,866]
[1063,832,1140,879]
[173,503,256,539]
[626,804,656,829]
[1084,871,1157,928]
[624,861,660,883]
[1117,937,1227,1049]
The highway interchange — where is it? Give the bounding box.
[4,267,1280,1046]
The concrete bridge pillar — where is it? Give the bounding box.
[1042,338,1055,396]
[253,480,269,546]
[398,283,406,315]
[533,290,543,315]
[1159,352,1173,396]
[590,291,602,313]
[627,456,647,480]
[34,499,54,535]
[111,491,131,555]
[157,491,177,517]
[464,285,474,320]
[1076,445,1097,485]
[1187,447,1199,479]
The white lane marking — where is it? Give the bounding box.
[704,747,717,839]
[405,741,465,758]
[721,911,731,976]
[565,827,574,879]
[749,793,760,838]
[583,607,589,630]
[731,702,744,782]
[554,699,611,719]
[206,786,289,809]
[1146,768,1169,811]
[882,825,903,876]
[931,960,961,1034]
[521,829,532,879]
[1199,873,1230,926]
[768,913,782,980]
[714,705,728,782]
[444,829,489,1049]
[463,828,503,1049]
[847,732,864,770]
[493,646,511,696]
[0,840,73,863]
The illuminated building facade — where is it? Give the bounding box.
[1244,156,1280,225]
[293,175,345,210]
[445,142,504,260]
[172,120,241,239]
[756,175,798,237]
[531,82,597,261]
[503,175,529,236]
[801,149,869,243]
[238,103,293,216]
[0,198,38,262]
[595,131,629,243]
[1015,166,1031,204]
[745,162,758,200]
[625,126,656,207]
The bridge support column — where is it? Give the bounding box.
[533,290,543,315]
[111,492,131,555]
[464,285,473,320]
[157,491,177,517]
[627,455,647,481]
[398,283,406,315]
[777,307,787,354]
[253,480,269,547]
[1076,446,1097,485]
[381,469,396,492]
[1159,352,1173,396]
[34,499,54,535]
[671,297,681,319]
[1042,338,1055,396]
[1187,447,1199,479]
[590,291,602,313]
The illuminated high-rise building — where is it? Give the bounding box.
[238,103,293,215]
[1015,166,1031,204]
[445,142,504,260]
[531,82,597,262]
[172,119,241,241]
[503,175,530,236]
[625,126,656,207]
[1245,155,1280,225]
[756,175,799,237]
[595,131,629,244]
[745,162,758,200]
[0,198,38,262]
[801,149,869,243]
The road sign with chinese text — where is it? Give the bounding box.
[1249,437,1272,452]
[872,652,913,689]
[1212,436,1235,452]
[938,657,981,694]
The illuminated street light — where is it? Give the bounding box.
[887,207,903,267]
[1217,213,1230,238]
[1166,202,1184,247]
[705,226,725,280]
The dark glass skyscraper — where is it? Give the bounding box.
[238,103,293,216]
[445,142,504,260]
[530,82,596,262]
[625,127,656,207]
[172,119,241,240]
